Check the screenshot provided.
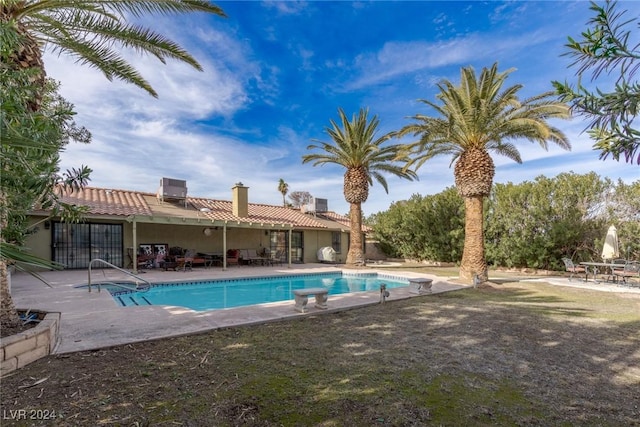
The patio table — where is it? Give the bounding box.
[199,252,223,267]
[579,262,627,283]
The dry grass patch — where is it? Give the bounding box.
[1,280,639,426]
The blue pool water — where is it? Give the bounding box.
[110,272,409,311]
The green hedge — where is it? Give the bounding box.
[368,173,640,271]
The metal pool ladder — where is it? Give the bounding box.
[88,259,151,293]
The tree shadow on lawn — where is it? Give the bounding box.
[315,283,639,424]
[382,286,640,423]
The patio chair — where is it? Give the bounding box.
[613,261,639,286]
[238,249,251,265]
[606,258,627,282]
[262,248,272,266]
[561,257,586,281]
[137,245,155,270]
[247,249,266,265]
[185,249,197,271]
[177,249,196,271]
[226,249,240,267]
[271,249,285,266]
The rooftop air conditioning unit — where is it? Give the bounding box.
[158,177,188,207]
[314,198,328,213]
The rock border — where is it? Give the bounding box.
[0,311,60,377]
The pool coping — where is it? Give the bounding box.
[8,264,467,354]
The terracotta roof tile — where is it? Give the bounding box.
[57,187,153,216]
[189,198,329,228]
[52,186,358,230]
[317,211,372,232]
[54,187,348,228]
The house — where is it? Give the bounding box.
[25,179,364,271]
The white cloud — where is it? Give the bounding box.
[261,0,310,16]
[342,21,564,93]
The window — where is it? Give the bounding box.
[331,231,341,253]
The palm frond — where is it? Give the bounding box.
[20,0,225,19]
[0,242,65,288]
[397,62,572,173]
[303,107,416,195]
[49,34,158,96]
[103,0,226,19]
[7,0,225,97]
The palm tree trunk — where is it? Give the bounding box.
[0,260,21,329]
[460,196,488,284]
[1,185,21,328]
[346,202,364,265]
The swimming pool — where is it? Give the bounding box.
[109,272,409,311]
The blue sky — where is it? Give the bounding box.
[46,1,639,216]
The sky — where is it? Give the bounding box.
[46,1,640,216]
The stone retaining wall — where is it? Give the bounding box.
[0,311,60,377]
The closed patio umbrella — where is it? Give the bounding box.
[601,225,620,261]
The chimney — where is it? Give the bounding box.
[232,182,249,217]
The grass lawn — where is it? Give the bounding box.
[1,274,639,426]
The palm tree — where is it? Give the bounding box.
[303,108,417,266]
[277,178,289,207]
[0,0,225,329]
[396,63,571,284]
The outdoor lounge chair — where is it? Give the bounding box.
[562,257,586,281]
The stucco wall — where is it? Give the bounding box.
[24,217,51,261]
[26,215,347,266]
[301,230,348,263]
[128,223,306,255]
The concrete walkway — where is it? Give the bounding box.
[524,275,640,293]
[9,264,466,354]
[9,264,638,354]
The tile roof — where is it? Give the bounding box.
[56,187,154,216]
[317,211,350,228]
[52,186,352,230]
[317,211,372,232]
[189,198,330,228]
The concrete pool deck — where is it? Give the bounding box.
[8,264,638,354]
[9,264,467,354]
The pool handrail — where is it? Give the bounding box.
[88,259,151,293]
[90,280,150,293]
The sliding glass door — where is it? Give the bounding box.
[269,230,304,263]
[52,222,123,269]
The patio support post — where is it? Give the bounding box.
[132,219,138,274]
[222,223,228,270]
[288,228,292,269]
